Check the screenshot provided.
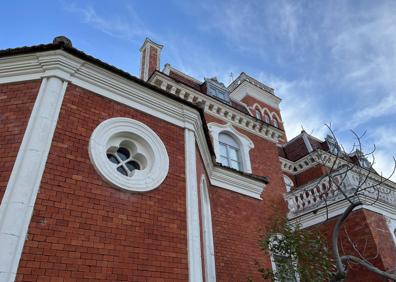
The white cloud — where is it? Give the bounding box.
[367,126,396,181]
[328,2,396,129]
[63,3,153,42]
[257,73,327,139]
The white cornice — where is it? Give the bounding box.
[210,166,264,200]
[0,50,266,200]
[229,80,281,109]
[149,72,284,144]
[289,198,396,229]
[280,149,396,191]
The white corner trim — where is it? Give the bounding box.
[302,132,313,153]
[208,122,254,173]
[185,129,203,282]
[0,77,68,282]
[88,118,169,192]
[200,176,216,282]
[143,45,150,81]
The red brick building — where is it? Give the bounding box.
[0,36,394,281]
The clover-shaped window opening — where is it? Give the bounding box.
[106,140,147,177]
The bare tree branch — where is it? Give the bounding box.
[341,256,396,281]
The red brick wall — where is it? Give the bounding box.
[282,137,308,161]
[295,165,329,186]
[313,209,396,281]
[241,96,284,131]
[202,114,288,280]
[364,210,396,273]
[0,80,40,202]
[139,48,146,79]
[148,48,158,79]
[16,84,188,281]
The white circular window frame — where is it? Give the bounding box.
[89,117,169,192]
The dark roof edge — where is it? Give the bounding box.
[0,41,269,185]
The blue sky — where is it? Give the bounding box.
[1,0,395,179]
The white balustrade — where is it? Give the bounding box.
[285,171,396,215]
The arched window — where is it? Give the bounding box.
[219,133,241,170]
[269,234,299,281]
[264,113,270,124]
[255,108,262,120]
[200,176,216,282]
[283,175,294,192]
[208,122,254,173]
[273,117,279,128]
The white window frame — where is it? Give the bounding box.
[89,117,169,192]
[208,122,254,173]
[219,133,242,170]
[269,234,300,282]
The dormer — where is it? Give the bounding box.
[203,77,230,104]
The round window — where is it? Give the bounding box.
[89,118,169,192]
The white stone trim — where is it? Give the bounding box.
[385,217,396,244]
[0,50,266,200]
[0,77,68,282]
[185,129,203,282]
[271,112,281,124]
[283,175,294,193]
[290,199,396,229]
[143,46,150,81]
[149,72,284,144]
[210,166,264,199]
[229,80,281,110]
[302,132,313,153]
[208,122,254,173]
[139,38,163,81]
[88,118,169,192]
[200,176,216,282]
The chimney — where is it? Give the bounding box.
[139,38,163,81]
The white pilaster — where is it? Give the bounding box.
[185,129,203,282]
[200,176,216,282]
[0,77,68,282]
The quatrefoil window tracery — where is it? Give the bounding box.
[106,140,147,177]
